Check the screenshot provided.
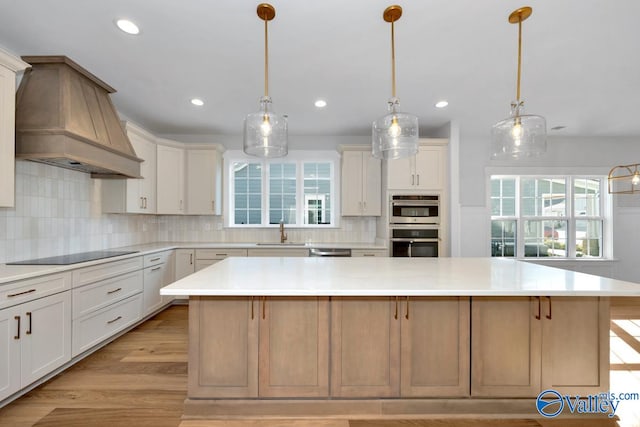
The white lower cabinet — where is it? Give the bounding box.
[195,249,248,272]
[175,249,195,280]
[72,294,143,357]
[0,291,71,401]
[143,251,174,315]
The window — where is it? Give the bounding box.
[490,176,607,259]
[227,152,337,227]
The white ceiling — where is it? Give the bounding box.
[0,0,638,138]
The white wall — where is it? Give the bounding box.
[456,133,640,282]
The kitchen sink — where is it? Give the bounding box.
[255,242,307,246]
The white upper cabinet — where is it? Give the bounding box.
[341,148,381,216]
[156,142,185,214]
[185,148,222,215]
[0,49,28,208]
[387,140,448,191]
[102,122,157,213]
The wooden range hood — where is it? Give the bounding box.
[15,56,142,178]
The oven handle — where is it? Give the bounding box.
[391,200,439,207]
[390,224,440,230]
[390,238,439,243]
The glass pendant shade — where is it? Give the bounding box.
[491,101,546,159]
[372,98,419,160]
[244,96,288,158]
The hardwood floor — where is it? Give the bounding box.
[0,305,621,427]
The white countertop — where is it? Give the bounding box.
[160,257,640,297]
[0,241,386,284]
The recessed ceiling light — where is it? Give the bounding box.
[190,98,204,106]
[314,100,327,108]
[116,19,140,35]
[435,101,449,108]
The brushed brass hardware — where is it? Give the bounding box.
[257,3,276,96]
[189,253,193,265]
[394,296,399,320]
[107,287,122,294]
[508,6,532,103]
[608,164,640,194]
[14,316,20,339]
[546,296,552,320]
[150,257,161,262]
[7,288,36,298]
[262,296,266,320]
[26,312,32,335]
[251,296,255,320]
[535,296,541,320]
[279,220,288,243]
[107,315,122,324]
[405,296,410,320]
[363,253,375,257]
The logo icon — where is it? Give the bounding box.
[537,389,564,418]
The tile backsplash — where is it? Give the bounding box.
[0,161,377,264]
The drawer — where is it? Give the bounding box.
[196,248,247,259]
[143,251,171,268]
[72,270,143,319]
[247,248,308,257]
[195,259,219,272]
[72,293,143,357]
[351,249,389,257]
[0,272,71,310]
[72,257,143,288]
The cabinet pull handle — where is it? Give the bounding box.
[405,296,410,320]
[190,253,193,265]
[107,287,122,295]
[215,254,228,257]
[14,316,20,340]
[535,296,541,320]
[107,316,122,324]
[150,266,162,272]
[262,297,266,320]
[140,197,143,209]
[417,174,420,186]
[412,174,415,185]
[144,197,148,209]
[7,288,36,298]
[251,296,254,320]
[394,296,399,320]
[150,257,161,262]
[26,312,32,335]
[212,201,215,211]
[546,296,552,320]
[180,200,183,211]
[363,201,367,211]
[363,253,375,257]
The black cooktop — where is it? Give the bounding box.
[7,250,139,265]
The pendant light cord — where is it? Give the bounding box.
[516,18,522,102]
[264,16,269,97]
[391,18,396,98]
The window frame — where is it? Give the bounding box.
[224,150,340,228]
[490,175,609,259]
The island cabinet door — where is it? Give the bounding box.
[188,297,258,398]
[471,297,542,397]
[258,297,329,397]
[331,297,401,397]
[541,296,609,395]
[400,297,470,397]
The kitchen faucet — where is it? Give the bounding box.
[279,220,288,243]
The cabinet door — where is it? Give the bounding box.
[362,153,381,216]
[387,155,414,190]
[157,145,185,214]
[0,306,20,401]
[401,297,470,397]
[341,151,364,216]
[0,64,17,207]
[175,249,195,280]
[331,297,400,397]
[186,149,221,215]
[20,291,71,386]
[471,297,541,397]
[541,297,609,395]
[259,297,329,397]
[133,133,157,213]
[189,297,258,398]
[143,264,166,315]
[414,146,444,191]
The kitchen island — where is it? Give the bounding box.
[160,257,640,419]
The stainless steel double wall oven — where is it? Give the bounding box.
[389,195,440,257]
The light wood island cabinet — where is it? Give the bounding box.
[471,296,609,397]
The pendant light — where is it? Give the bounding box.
[243,3,288,158]
[372,5,419,160]
[608,164,640,194]
[491,6,546,160]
